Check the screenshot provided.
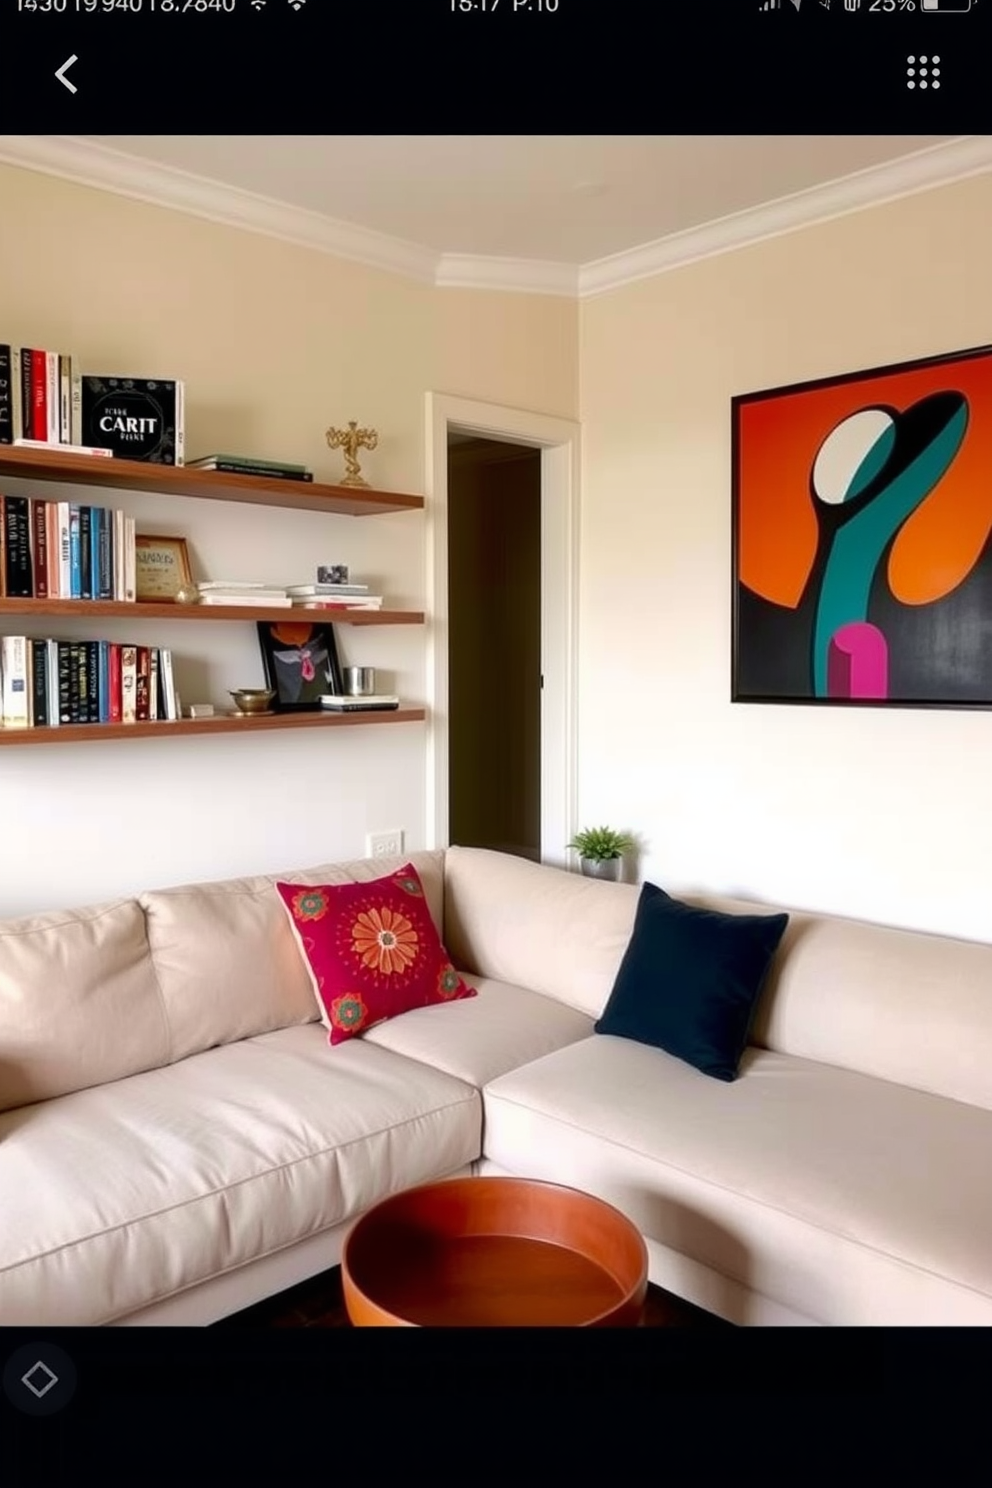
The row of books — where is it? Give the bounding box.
[0,495,137,602]
[0,345,81,447]
[0,347,185,466]
[0,636,180,728]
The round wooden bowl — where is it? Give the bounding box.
[341,1176,648,1327]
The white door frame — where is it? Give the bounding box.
[424,392,579,864]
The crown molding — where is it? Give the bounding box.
[437,252,577,297]
[0,134,990,301]
[0,134,439,285]
[578,135,992,298]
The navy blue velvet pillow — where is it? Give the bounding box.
[594,882,789,1081]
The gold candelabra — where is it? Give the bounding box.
[325,420,379,489]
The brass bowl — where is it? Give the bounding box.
[229,688,276,715]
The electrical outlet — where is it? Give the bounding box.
[367,830,404,859]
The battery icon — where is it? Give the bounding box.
[921,0,971,9]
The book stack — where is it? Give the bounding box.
[0,344,85,448]
[319,693,399,713]
[196,581,290,608]
[0,635,180,728]
[187,453,313,483]
[0,496,137,602]
[286,583,383,611]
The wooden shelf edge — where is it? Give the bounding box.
[0,599,425,625]
[0,708,426,745]
[0,447,423,515]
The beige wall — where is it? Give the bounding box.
[0,163,577,913]
[579,172,992,941]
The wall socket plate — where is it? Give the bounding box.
[367,830,405,859]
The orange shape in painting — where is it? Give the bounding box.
[737,352,992,610]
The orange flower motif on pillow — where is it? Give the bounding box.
[275,863,476,1046]
[350,906,420,976]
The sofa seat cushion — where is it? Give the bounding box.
[0,1025,479,1326]
[363,975,594,1087]
[483,1036,992,1325]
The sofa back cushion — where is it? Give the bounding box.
[0,900,168,1112]
[685,890,992,1112]
[442,846,639,1019]
[139,850,446,1062]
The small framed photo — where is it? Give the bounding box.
[135,534,193,602]
[257,620,344,711]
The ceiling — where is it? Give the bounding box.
[82,135,955,263]
[3,134,989,296]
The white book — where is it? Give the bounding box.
[292,597,383,610]
[160,648,177,721]
[197,580,282,591]
[14,439,113,458]
[59,354,71,443]
[70,364,83,445]
[46,638,60,728]
[149,648,159,722]
[175,381,185,466]
[46,352,59,443]
[121,645,137,723]
[285,583,369,596]
[113,508,125,600]
[124,516,136,602]
[200,593,291,607]
[57,502,72,598]
[1,636,29,728]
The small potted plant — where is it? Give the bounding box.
[566,826,635,882]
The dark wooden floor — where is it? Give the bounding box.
[214,1264,730,1328]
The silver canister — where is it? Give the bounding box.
[344,666,376,697]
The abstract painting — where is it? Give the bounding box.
[732,344,992,707]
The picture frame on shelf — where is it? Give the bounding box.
[135,534,193,602]
[257,619,344,711]
[732,342,992,709]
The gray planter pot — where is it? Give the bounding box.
[580,856,621,882]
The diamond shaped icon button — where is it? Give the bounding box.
[3,1343,77,1415]
[22,1360,59,1398]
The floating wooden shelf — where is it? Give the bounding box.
[0,599,424,626]
[0,708,426,747]
[0,447,423,516]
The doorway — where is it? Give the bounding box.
[447,436,542,861]
[424,393,580,865]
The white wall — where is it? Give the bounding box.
[0,162,577,913]
[579,173,992,942]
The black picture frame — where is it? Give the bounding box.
[257,620,344,712]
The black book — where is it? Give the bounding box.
[86,640,99,723]
[80,376,184,465]
[68,642,82,725]
[79,506,92,600]
[3,495,32,597]
[0,344,13,445]
[97,507,113,600]
[57,642,72,725]
[30,639,48,726]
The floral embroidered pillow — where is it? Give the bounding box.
[275,864,475,1044]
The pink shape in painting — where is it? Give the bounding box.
[827,622,888,700]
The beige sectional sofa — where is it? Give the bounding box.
[2,844,991,1327]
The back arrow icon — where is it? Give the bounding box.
[55,56,78,93]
